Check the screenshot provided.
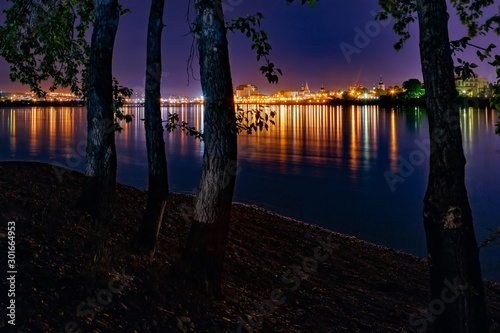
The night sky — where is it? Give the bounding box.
[0,0,498,97]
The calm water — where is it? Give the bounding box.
[1,105,499,281]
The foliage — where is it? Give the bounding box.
[112,78,133,133]
[342,91,354,100]
[0,0,133,133]
[0,0,131,99]
[232,106,276,134]
[376,0,417,51]
[165,113,204,140]
[450,0,499,37]
[225,13,282,84]
[386,85,403,94]
[402,78,424,99]
[0,0,94,97]
[376,0,500,130]
[164,106,276,139]
[376,0,499,80]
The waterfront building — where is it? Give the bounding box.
[300,81,311,97]
[236,84,258,98]
[377,75,385,91]
[275,90,299,99]
[455,76,489,96]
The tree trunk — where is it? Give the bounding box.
[80,0,120,225]
[133,0,169,256]
[181,0,237,296]
[416,0,488,331]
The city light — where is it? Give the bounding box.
[1,75,492,105]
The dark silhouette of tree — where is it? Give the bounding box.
[402,78,424,99]
[0,0,128,224]
[377,0,500,330]
[177,1,282,295]
[133,0,169,256]
[179,0,238,296]
[416,1,487,330]
[79,0,122,224]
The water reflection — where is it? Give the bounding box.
[237,105,397,179]
[1,107,85,159]
[0,104,499,281]
[1,104,498,182]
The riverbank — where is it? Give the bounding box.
[0,162,499,332]
[0,96,493,109]
[0,100,85,107]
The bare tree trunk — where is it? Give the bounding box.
[133,0,169,256]
[80,0,120,225]
[416,0,488,331]
[181,0,237,296]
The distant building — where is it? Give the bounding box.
[377,75,385,91]
[455,76,489,95]
[167,95,189,102]
[275,90,299,99]
[299,81,311,97]
[236,84,258,98]
[349,84,364,91]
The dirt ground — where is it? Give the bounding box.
[0,161,498,332]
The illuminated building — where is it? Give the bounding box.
[455,76,489,96]
[236,84,258,98]
[300,81,311,96]
[377,75,385,91]
[275,90,299,99]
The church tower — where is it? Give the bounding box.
[304,81,310,96]
[377,75,385,91]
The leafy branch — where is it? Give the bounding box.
[376,0,417,51]
[450,37,499,81]
[164,106,277,139]
[165,113,204,140]
[450,0,498,38]
[231,106,276,134]
[226,13,282,84]
[376,0,500,85]
[112,78,133,133]
[448,1,500,82]
[0,0,132,100]
[446,1,500,134]
[0,0,94,98]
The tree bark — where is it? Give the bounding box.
[80,0,120,225]
[181,0,237,296]
[133,0,169,256]
[416,0,488,331]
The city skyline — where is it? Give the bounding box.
[0,0,498,97]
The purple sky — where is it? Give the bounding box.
[0,0,498,97]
